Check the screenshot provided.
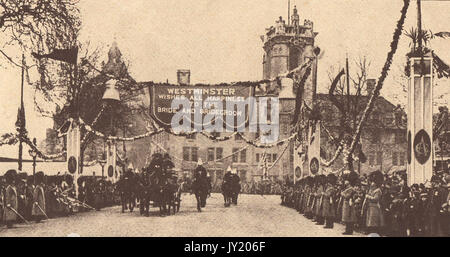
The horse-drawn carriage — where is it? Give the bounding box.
[117,153,182,216]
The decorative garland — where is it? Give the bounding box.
[0,133,19,146]
[79,117,165,141]
[80,106,106,146]
[267,140,291,171]
[346,0,410,166]
[21,133,66,160]
[200,131,238,142]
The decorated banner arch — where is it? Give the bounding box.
[149,83,255,129]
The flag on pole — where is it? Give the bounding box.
[15,102,26,130]
[32,47,78,64]
[407,55,434,186]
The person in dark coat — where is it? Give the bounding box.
[322,174,337,229]
[3,169,18,228]
[191,159,209,212]
[314,175,325,225]
[341,171,358,235]
[364,170,385,235]
[426,175,447,236]
[231,169,241,205]
[32,171,47,222]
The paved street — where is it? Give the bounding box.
[0,193,362,237]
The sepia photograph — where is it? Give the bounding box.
[0,0,449,243]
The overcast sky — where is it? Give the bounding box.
[0,0,449,158]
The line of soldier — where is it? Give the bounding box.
[0,169,119,229]
[281,170,450,236]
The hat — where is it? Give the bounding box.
[369,170,384,186]
[197,158,203,166]
[17,172,28,182]
[327,174,337,185]
[232,168,237,175]
[35,171,45,184]
[5,169,17,183]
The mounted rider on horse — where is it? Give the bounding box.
[222,166,241,207]
[191,159,210,212]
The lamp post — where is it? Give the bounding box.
[28,138,37,184]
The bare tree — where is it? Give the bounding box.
[0,0,80,66]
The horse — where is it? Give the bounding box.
[230,174,241,205]
[221,180,233,207]
[191,177,209,212]
[117,171,137,213]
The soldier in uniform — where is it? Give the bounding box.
[314,175,325,225]
[442,175,450,236]
[303,176,314,219]
[16,172,28,222]
[363,170,385,235]
[32,171,47,222]
[0,177,4,225]
[231,168,241,205]
[3,169,19,228]
[341,171,358,235]
[405,184,422,236]
[389,185,408,237]
[426,175,447,236]
[191,159,209,212]
[322,174,337,229]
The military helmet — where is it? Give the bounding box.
[369,170,384,186]
[4,169,17,184]
[17,172,28,183]
[327,174,337,185]
[35,171,45,184]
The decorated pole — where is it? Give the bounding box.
[106,140,117,183]
[407,54,434,186]
[308,120,321,176]
[17,54,25,171]
[67,121,81,197]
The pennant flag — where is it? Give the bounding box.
[32,47,78,64]
[15,102,26,130]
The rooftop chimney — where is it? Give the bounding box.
[366,79,376,96]
[177,69,190,85]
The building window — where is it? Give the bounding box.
[240,149,247,163]
[207,148,215,162]
[216,148,223,162]
[392,152,398,166]
[399,152,405,166]
[256,153,260,163]
[234,133,243,141]
[376,152,382,165]
[232,148,239,163]
[211,132,220,138]
[183,147,190,161]
[272,153,277,162]
[191,147,198,162]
